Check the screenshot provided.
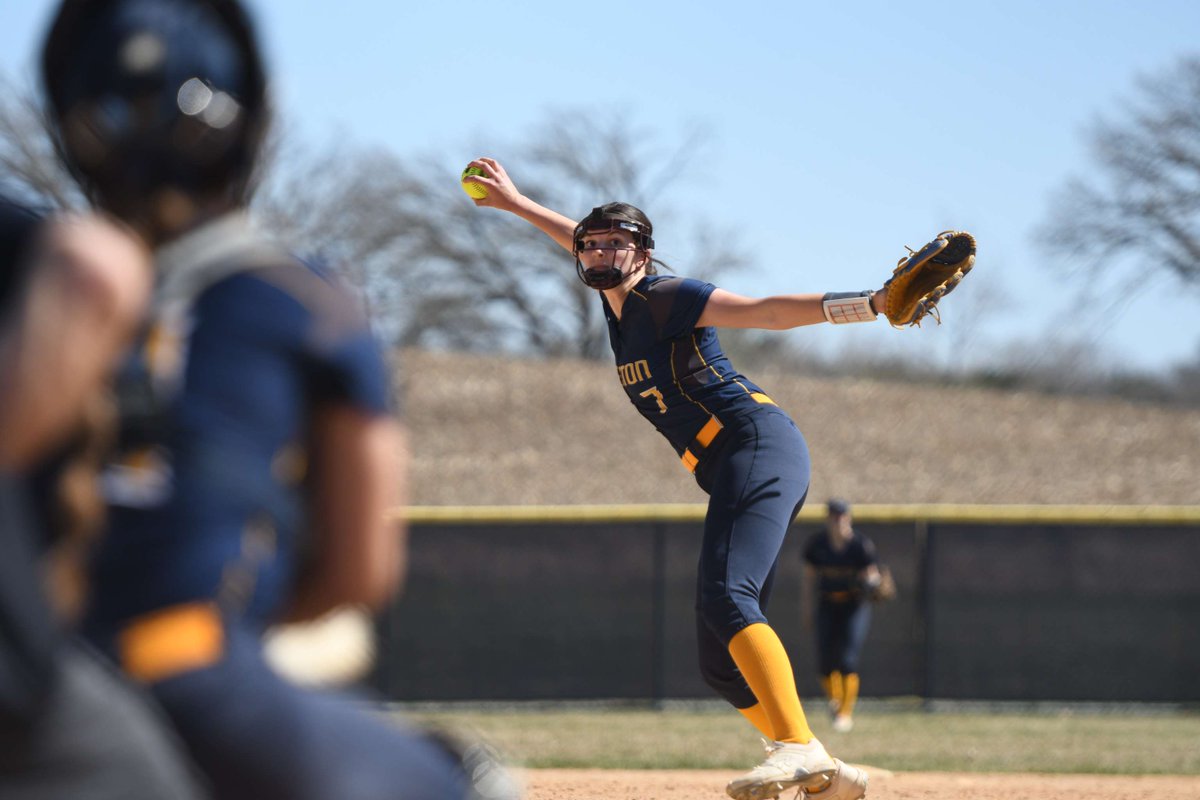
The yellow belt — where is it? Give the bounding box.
[118,602,225,683]
[681,393,776,473]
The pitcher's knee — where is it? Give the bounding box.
[697,592,764,644]
[698,658,757,709]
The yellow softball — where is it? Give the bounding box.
[461,165,488,199]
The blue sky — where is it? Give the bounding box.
[4,1,1199,374]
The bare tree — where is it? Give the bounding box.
[253,139,618,356]
[257,112,751,359]
[2,66,748,359]
[1039,55,1200,290]
[10,66,1187,399]
[0,76,82,209]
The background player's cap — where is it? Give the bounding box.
[827,498,851,516]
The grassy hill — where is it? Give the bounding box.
[400,349,1200,507]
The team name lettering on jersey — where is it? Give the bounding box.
[616,359,652,387]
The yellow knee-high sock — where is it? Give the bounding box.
[737,704,775,739]
[841,672,860,716]
[727,623,814,744]
[828,671,844,709]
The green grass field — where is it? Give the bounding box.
[403,705,1200,774]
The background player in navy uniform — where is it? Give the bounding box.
[801,499,883,734]
[1,200,206,797]
[466,157,887,800]
[40,2,517,799]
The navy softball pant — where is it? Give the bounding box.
[691,405,811,709]
[816,600,871,675]
[148,622,472,800]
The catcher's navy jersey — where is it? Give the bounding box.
[0,197,59,721]
[602,275,769,456]
[83,214,391,645]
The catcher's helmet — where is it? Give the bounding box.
[572,203,655,290]
[41,0,267,239]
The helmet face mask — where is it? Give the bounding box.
[41,0,267,242]
[572,207,655,291]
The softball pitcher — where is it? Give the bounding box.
[465,157,880,800]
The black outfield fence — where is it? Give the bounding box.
[373,505,1200,704]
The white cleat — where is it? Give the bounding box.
[803,759,868,800]
[726,739,838,800]
[831,714,854,733]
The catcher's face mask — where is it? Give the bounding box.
[573,208,655,290]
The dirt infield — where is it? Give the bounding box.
[522,767,1200,800]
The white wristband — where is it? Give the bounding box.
[822,291,877,324]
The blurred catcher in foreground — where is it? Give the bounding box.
[40,1,518,798]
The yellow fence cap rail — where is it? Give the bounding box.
[396,504,1200,526]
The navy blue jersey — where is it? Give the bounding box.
[0,197,42,321]
[803,531,878,601]
[602,275,770,455]
[84,214,391,646]
[0,464,59,725]
[0,198,59,722]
